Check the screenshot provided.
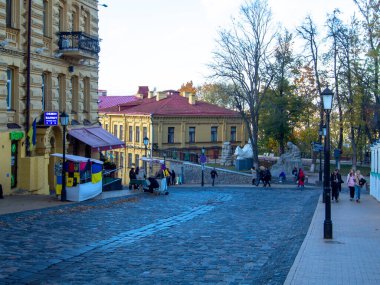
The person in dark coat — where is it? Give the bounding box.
[263,168,272,187]
[331,169,340,202]
[129,168,137,190]
[171,169,176,185]
[210,168,218,186]
[256,166,265,186]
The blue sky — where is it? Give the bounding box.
[98,0,357,95]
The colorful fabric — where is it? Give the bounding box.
[92,163,102,174]
[56,175,62,185]
[67,177,74,187]
[56,184,62,195]
[27,118,37,151]
[91,171,102,184]
[79,162,87,171]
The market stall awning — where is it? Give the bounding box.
[68,127,125,151]
[50,153,104,164]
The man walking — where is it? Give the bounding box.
[210,168,218,186]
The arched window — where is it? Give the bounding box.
[72,5,79,31]
[83,77,90,114]
[58,0,67,32]
[83,10,90,34]
[6,68,14,110]
[71,76,79,115]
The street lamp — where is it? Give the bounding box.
[60,111,69,201]
[200,147,206,187]
[321,87,334,239]
[143,136,149,175]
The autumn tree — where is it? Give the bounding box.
[178,81,197,94]
[209,0,275,167]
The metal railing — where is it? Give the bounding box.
[58,31,100,56]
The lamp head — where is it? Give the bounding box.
[60,111,69,126]
[321,87,334,110]
[143,136,149,146]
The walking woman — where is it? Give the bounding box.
[354,170,364,203]
[346,169,356,201]
[330,169,340,202]
[297,168,305,189]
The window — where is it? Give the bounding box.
[128,153,132,167]
[189,127,195,143]
[72,5,79,31]
[211,126,218,142]
[41,72,52,111]
[135,154,140,168]
[129,126,133,142]
[83,77,90,114]
[135,126,140,142]
[168,127,174,144]
[105,124,108,131]
[115,152,119,168]
[6,0,13,27]
[58,74,66,112]
[71,76,79,114]
[113,125,117,137]
[143,127,147,139]
[42,0,50,37]
[231,126,237,142]
[84,11,90,34]
[119,125,123,140]
[6,68,14,111]
[120,153,124,168]
[58,6,63,32]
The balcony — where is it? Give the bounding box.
[57,32,100,59]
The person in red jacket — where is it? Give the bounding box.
[297,168,305,190]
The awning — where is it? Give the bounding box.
[51,153,104,164]
[68,127,125,151]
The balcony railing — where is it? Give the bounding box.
[58,31,100,58]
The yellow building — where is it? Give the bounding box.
[0,0,103,195]
[98,87,247,184]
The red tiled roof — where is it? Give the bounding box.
[100,94,239,117]
[98,95,138,110]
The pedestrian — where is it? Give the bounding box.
[279,171,286,183]
[336,169,343,192]
[263,168,272,187]
[297,168,305,189]
[256,166,265,186]
[354,170,365,203]
[210,167,218,186]
[330,169,340,202]
[171,169,176,185]
[251,166,257,185]
[346,169,356,201]
[128,167,137,190]
[292,167,298,183]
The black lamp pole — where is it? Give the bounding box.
[143,136,149,175]
[322,87,333,239]
[201,147,205,187]
[60,112,69,202]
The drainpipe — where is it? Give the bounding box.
[25,0,32,157]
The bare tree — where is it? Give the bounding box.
[209,0,275,167]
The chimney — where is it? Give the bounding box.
[188,93,196,105]
[156,91,167,101]
[148,91,154,99]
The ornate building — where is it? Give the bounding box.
[99,87,247,184]
[0,0,105,195]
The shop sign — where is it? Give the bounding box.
[44,112,59,126]
[9,131,24,141]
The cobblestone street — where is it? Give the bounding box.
[0,186,320,284]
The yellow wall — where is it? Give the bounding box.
[99,111,245,185]
[0,132,12,195]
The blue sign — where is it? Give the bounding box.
[44,112,59,126]
[200,154,207,164]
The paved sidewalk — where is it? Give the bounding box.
[285,191,380,285]
[0,189,137,215]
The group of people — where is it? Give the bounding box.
[345,169,366,203]
[251,166,272,187]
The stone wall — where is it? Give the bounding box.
[169,160,252,185]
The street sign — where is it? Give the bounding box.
[44,112,59,126]
[200,154,207,164]
[312,142,324,152]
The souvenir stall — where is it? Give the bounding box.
[370,142,380,201]
[51,153,104,202]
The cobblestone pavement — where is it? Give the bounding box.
[0,186,320,285]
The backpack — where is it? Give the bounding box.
[359,177,366,186]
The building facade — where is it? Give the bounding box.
[99,88,247,184]
[0,0,101,195]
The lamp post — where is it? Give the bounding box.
[321,87,333,239]
[143,136,149,175]
[318,127,323,184]
[60,112,69,201]
[200,147,206,187]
